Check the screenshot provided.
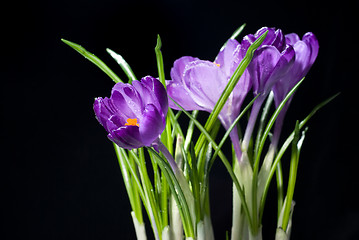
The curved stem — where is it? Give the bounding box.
[147,147,195,238]
[153,138,179,173]
[242,96,266,152]
[229,126,242,161]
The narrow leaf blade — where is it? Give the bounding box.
[106,48,137,83]
[61,39,122,83]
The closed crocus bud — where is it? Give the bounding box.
[270,32,319,149]
[242,27,295,96]
[273,32,319,108]
[241,27,296,150]
[94,76,168,150]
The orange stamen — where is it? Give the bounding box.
[125,118,139,127]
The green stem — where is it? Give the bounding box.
[147,147,195,238]
[259,93,339,222]
[171,98,253,231]
[155,35,166,86]
[251,78,305,233]
[282,121,300,231]
[276,161,284,219]
[106,48,137,83]
[161,172,169,227]
[129,149,162,240]
[113,145,135,214]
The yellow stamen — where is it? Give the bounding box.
[125,118,139,127]
[214,62,220,67]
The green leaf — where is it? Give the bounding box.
[251,77,305,230]
[189,143,201,223]
[253,77,305,176]
[129,149,163,239]
[147,147,195,238]
[61,39,122,83]
[254,92,274,156]
[113,144,143,223]
[184,110,199,152]
[106,48,137,83]
[155,34,166,87]
[281,121,300,231]
[219,23,246,52]
[230,23,247,40]
[259,92,340,221]
[170,97,254,231]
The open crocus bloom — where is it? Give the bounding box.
[94,76,168,149]
[167,38,251,128]
[166,38,252,158]
[166,27,318,158]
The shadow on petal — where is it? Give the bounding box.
[109,125,143,150]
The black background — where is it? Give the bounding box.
[2,0,359,239]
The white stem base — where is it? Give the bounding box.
[131,211,147,240]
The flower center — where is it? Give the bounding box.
[213,62,221,67]
[125,118,139,127]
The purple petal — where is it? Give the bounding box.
[255,27,274,44]
[272,33,318,107]
[166,80,204,111]
[214,39,241,78]
[122,86,143,115]
[112,83,143,118]
[94,97,126,131]
[170,56,199,84]
[272,29,285,52]
[302,32,319,67]
[231,69,252,110]
[112,81,129,93]
[270,45,296,81]
[93,97,112,127]
[292,41,313,78]
[258,28,286,51]
[105,115,123,131]
[167,56,203,111]
[132,79,154,108]
[111,90,137,119]
[256,27,276,46]
[285,33,300,45]
[109,125,143,150]
[249,45,282,94]
[140,76,168,117]
[183,60,227,111]
[139,104,165,146]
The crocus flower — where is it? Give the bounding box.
[271,32,319,148]
[243,27,295,96]
[93,76,168,150]
[241,27,296,150]
[166,39,252,158]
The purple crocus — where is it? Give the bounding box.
[166,39,252,158]
[93,76,168,150]
[271,32,319,148]
[240,27,296,150]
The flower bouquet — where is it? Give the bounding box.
[62,25,337,240]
